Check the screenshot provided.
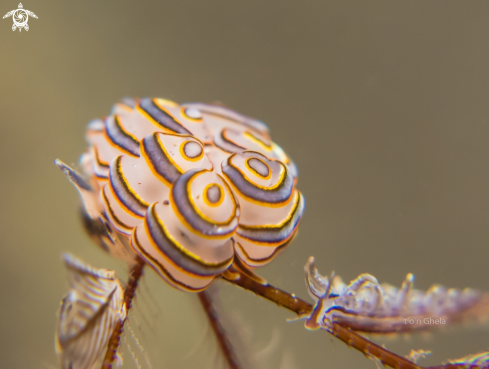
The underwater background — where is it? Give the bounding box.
[1,1,489,368]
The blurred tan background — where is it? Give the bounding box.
[1,0,489,368]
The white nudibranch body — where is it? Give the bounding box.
[57,98,304,292]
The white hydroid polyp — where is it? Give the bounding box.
[304,256,485,333]
[56,254,126,369]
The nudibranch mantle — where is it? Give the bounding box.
[57,98,304,292]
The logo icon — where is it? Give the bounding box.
[3,3,37,32]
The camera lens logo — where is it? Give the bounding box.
[3,3,37,32]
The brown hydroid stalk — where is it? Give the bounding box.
[222,265,423,369]
[101,256,145,369]
[198,290,243,369]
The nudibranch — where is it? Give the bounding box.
[57,98,304,292]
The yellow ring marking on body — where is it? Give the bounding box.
[154,133,185,173]
[181,107,203,123]
[94,172,109,180]
[153,99,200,129]
[221,129,247,150]
[114,115,139,146]
[132,227,209,291]
[92,146,109,167]
[243,131,272,151]
[202,183,225,208]
[179,140,204,162]
[154,98,179,108]
[107,175,144,219]
[103,115,140,158]
[115,156,150,208]
[194,108,269,138]
[170,185,236,241]
[101,187,134,232]
[141,133,206,186]
[186,171,237,225]
[235,241,285,265]
[244,157,272,180]
[239,191,301,229]
[237,226,298,247]
[143,218,210,280]
[271,142,291,164]
[236,202,300,246]
[229,156,287,190]
[109,156,148,218]
[140,134,172,188]
[135,104,177,134]
[146,204,233,268]
[223,170,293,208]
